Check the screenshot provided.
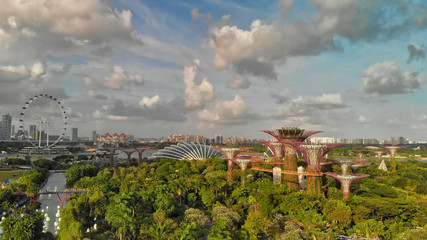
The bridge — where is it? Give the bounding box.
[250,166,324,176]
[14,188,88,207]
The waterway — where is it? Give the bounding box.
[39,172,67,234]
[37,149,157,233]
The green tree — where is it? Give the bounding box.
[143,209,177,240]
[1,213,44,240]
[242,210,271,240]
[322,200,352,228]
[347,219,386,239]
[212,204,241,229]
[105,193,137,240]
[184,208,209,227]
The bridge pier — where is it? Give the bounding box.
[30,195,39,203]
[57,193,68,207]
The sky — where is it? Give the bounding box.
[1,0,427,141]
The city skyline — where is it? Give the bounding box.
[1,1,427,140]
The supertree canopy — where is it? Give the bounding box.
[259,140,284,184]
[212,147,251,181]
[261,127,322,190]
[286,143,344,197]
[384,146,404,172]
[324,172,370,200]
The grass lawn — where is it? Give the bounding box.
[0,170,24,182]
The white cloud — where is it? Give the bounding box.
[198,95,257,127]
[209,20,280,70]
[30,62,45,79]
[228,77,250,89]
[183,60,214,109]
[361,61,421,95]
[205,1,427,79]
[104,66,145,90]
[104,66,125,90]
[139,95,160,108]
[92,110,102,119]
[273,93,347,116]
[0,65,28,81]
[357,115,371,124]
[0,0,142,44]
[129,75,144,85]
[108,115,129,121]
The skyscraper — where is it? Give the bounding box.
[72,128,78,142]
[91,131,97,141]
[0,114,12,140]
[215,134,223,145]
[29,125,37,139]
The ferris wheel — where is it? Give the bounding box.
[18,94,68,148]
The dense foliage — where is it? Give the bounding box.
[54,158,426,239]
[65,164,99,187]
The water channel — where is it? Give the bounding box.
[39,172,67,234]
[38,149,157,233]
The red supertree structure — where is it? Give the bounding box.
[260,127,322,190]
[350,163,371,171]
[371,150,386,165]
[211,147,251,181]
[234,154,263,186]
[120,149,137,167]
[286,143,344,196]
[324,172,370,200]
[328,158,364,174]
[102,147,119,166]
[383,146,405,171]
[259,140,285,184]
[133,147,151,166]
[349,150,370,162]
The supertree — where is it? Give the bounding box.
[324,172,370,200]
[259,140,284,184]
[261,127,322,190]
[384,146,404,171]
[133,147,151,166]
[211,147,251,181]
[286,143,344,197]
[102,147,118,167]
[328,158,364,174]
[120,149,136,167]
[350,163,371,171]
[371,150,386,165]
[349,150,370,162]
[234,154,263,186]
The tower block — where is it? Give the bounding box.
[212,147,251,181]
[261,128,321,190]
[287,143,344,197]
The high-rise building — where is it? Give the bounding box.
[71,128,78,142]
[91,131,97,141]
[0,114,12,140]
[215,134,223,145]
[29,125,37,139]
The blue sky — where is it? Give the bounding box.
[1,0,427,141]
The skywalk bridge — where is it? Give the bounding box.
[14,188,88,207]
